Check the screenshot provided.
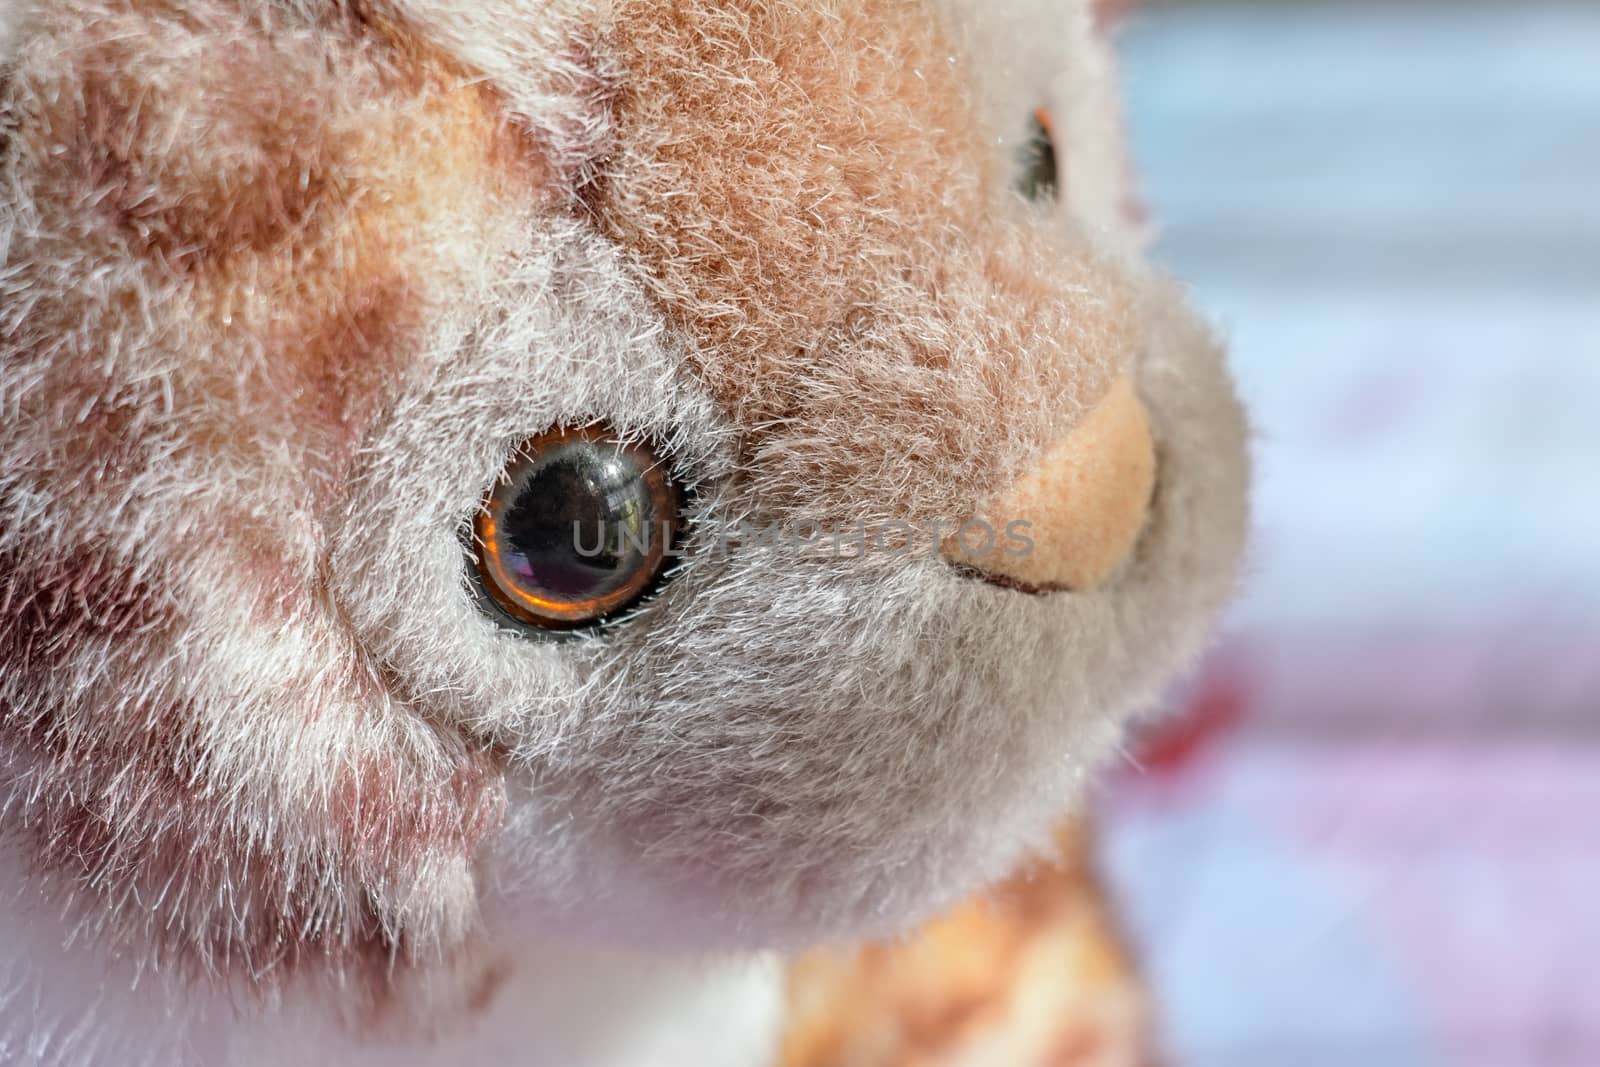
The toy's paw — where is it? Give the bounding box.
[779,820,1155,1067]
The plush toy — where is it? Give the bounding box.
[0,1,1248,1064]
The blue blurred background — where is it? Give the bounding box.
[1100,3,1600,1065]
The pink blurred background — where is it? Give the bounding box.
[1099,3,1600,1065]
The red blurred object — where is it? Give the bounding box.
[1131,661,1250,776]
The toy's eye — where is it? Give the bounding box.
[472,426,683,630]
[1017,108,1058,202]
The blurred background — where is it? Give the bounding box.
[1099,2,1600,1065]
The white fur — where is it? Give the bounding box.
[0,839,782,1067]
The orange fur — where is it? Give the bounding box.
[781,821,1153,1067]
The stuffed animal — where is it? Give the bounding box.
[0,1,1248,1064]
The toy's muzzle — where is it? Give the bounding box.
[943,376,1156,593]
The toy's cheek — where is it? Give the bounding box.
[942,375,1156,593]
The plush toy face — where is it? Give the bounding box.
[0,0,1246,981]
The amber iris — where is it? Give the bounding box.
[473,426,682,629]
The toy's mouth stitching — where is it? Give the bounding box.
[946,443,1165,596]
[947,564,1073,596]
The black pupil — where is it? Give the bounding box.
[1018,114,1057,202]
[495,439,668,606]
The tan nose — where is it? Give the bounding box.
[942,376,1156,592]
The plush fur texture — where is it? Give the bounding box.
[780,822,1153,1066]
[0,1,1248,1064]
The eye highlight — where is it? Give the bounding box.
[1017,108,1058,203]
[472,426,684,631]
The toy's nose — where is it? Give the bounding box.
[942,376,1156,593]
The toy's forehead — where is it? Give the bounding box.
[266,0,1127,525]
[584,0,1129,523]
[4,0,1129,526]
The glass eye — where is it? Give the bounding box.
[472,426,683,630]
[1017,108,1058,202]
